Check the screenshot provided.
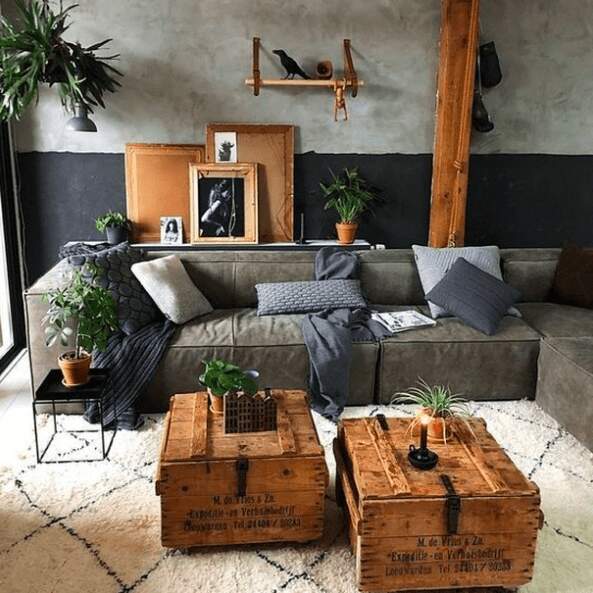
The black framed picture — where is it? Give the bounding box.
[190,163,258,244]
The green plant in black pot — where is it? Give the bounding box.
[320,167,377,245]
[0,0,122,127]
[43,265,118,386]
[199,359,258,414]
[96,210,130,244]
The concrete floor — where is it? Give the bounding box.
[0,351,34,461]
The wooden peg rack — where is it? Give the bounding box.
[245,38,365,121]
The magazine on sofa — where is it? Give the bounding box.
[371,310,436,333]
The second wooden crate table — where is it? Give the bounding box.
[156,390,328,548]
[335,415,542,592]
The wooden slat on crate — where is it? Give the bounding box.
[276,401,297,455]
[365,417,411,496]
[190,393,208,458]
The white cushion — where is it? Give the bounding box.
[131,255,213,324]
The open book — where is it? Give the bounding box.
[371,310,436,333]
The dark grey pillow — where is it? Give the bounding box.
[69,243,160,335]
[425,257,521,335]
[256,279,367,316]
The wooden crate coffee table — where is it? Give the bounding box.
[155,390,328,548]
[335,415,542,592]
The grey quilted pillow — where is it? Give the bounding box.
[256,279,367,316]
[69,243,159,335]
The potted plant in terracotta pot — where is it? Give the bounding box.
[392,379,473,443]
[320,167,377,245]
[42,266,118,386]
[199,359,258,414]
[95,210,130,244]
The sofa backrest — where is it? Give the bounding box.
[26,247,561,308]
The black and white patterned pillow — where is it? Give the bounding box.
[69,243,160,335]
[255,279,367,316]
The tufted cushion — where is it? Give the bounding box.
[69,243,159,335]
[255,279,367,316]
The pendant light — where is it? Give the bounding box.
[65,103,97,132]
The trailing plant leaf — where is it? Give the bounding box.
[95,210,129,232]
[0,0,122,120]
[199,359,258,397]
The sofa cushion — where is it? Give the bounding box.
[537,338,593,451]
[501,249,559,302]
[550,245,593,309]
[132,255,213,324]
[377,309,541,403]
[425,258,521,336]
[255,279,367,316]
[516,302,593,338]
[170,309,234,347]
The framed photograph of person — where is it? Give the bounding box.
[160,216,183,245]
[190,163,258,244]
[213,132,237,163]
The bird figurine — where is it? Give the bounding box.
[272,49,311,80]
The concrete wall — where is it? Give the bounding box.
[7,0,593,155]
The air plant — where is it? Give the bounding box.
[392,378,475,442]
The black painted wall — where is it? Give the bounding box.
[18,151,593,283]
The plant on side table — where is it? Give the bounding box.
[320,167,377,245]
[392,378,473,443]
[96,210,130,244]
[199,359,258,414]
[43,266,118,387]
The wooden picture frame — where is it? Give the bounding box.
[190,163,258,244]
[206,124,294,243]
[125,143,205,243]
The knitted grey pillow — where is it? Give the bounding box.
[69,243,159,335]
[132,255,213,324]
[256,279,367,316]
[426,257,521,335]
[412,244,520,318]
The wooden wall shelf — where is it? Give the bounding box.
[246,38,365,121]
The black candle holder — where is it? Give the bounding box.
[408,444,439,470]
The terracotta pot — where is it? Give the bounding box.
[414,408,453,442]
[58,351,92,387]
[336,222,358,245]
[208,389,225,414]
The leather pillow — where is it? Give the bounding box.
[132,255,213,324]
[551,246,593,309]
[69,243,160,335]
[426,258,521,336]
[256,279,367,316]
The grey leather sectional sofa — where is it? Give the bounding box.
[24,248,593,450]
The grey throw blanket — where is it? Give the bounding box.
[63,242,176,430]
[302,247,391,420]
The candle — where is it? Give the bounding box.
[420,420,428,450]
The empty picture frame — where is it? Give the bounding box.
[206,124,294,243]
[125,143,205,243]
[190,163,258,244]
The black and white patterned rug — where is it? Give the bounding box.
[1,401,592,593]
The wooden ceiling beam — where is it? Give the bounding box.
[428,0,480,247]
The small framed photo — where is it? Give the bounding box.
[190,163,258,244]
[214,131,237,163]
[160,216,183,245]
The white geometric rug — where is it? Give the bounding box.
[1,401,592,593]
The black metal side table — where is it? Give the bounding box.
[33,368,116,463]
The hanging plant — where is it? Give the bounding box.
[0,0,122,121]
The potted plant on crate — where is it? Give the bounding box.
[392,379,473,443]
[43,266,118,386]
[320,167,377,245]
[95,210,130,244]
[199,359,258,414]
